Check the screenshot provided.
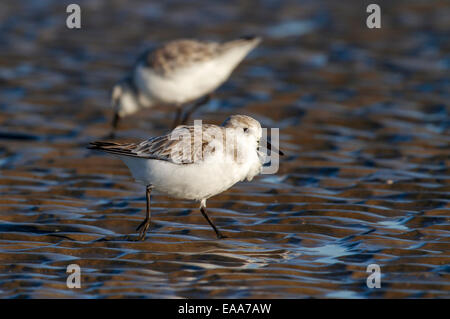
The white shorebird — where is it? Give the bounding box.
[89,115,283,240]
[110,36,261,136]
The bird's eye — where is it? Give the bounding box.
[243,128,249,133]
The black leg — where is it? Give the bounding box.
[171,106,183,129]
[136,185,152,240]
[108,112,120,139]
[180,94,212,126]
[200,205,227,239]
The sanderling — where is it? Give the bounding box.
[110,36,261,136]
[89,114,283,240]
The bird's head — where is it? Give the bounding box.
[222,114,283,156]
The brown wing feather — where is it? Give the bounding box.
[88,124,226,164]
[144,40,220,75]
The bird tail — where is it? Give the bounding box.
[87,141,138,157]
[88,141,119,150]
[222,35,262,51]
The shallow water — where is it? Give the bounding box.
[0,0,449,298]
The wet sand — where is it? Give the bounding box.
[0,0,449,298]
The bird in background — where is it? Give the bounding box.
[110,36,262,137]
[89,114,283,240]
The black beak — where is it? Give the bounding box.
[265,140,284,156]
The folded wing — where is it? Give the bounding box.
[88,124,224,164]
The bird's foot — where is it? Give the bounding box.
[136,218,150,241]
[217,233,228,239]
